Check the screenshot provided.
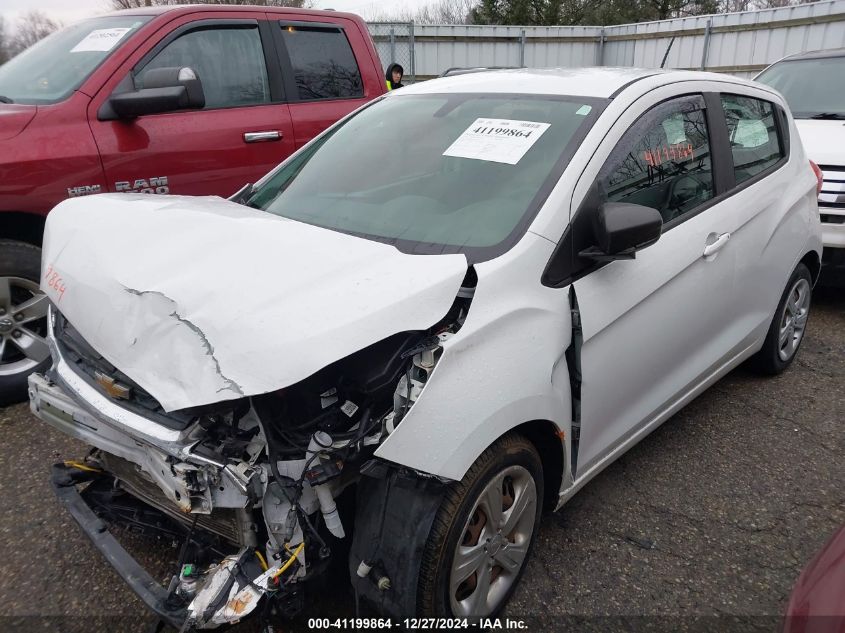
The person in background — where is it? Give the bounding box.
[386,63,404,90]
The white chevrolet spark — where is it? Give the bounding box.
[27,68,821,628]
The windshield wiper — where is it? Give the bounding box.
[808,112,845,120]
[0,96,13,104]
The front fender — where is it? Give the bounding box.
[374,233,573,483]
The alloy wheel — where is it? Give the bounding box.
[0,276,51,378]
[777,277,810,362]
[449,465,537,617]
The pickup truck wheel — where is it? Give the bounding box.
[0,240,51,406]
[418,434,542,618]
[750,262,812,376]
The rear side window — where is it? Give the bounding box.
[279,25,363,100]
[600,95,714,225]
[721,94,784,185]
[138,26,270,109]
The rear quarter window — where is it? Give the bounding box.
[279,25,363,101]
[721,94,785,185]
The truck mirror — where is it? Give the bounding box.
[108,66,205,119]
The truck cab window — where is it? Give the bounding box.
[279,25,363,101]
[138,26,270,109]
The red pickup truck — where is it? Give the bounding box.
[0,5,387,403]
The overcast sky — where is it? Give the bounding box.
[0,0,431,31]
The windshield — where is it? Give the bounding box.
[755,57,845,119]
[0,16,151,105]
[246,93,603,260]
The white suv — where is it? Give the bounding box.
[756,49,845,284]
[29,68,821,628]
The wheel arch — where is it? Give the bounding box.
[799,249,821,285]
[511,420,565,511]
[0,212,46,247]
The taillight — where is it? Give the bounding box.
[810,160,823,195]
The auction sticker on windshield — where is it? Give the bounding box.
[443,118,550,165]
[71,28,133,53]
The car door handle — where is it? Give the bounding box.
[243,131,281,143]
[703,232,731,258]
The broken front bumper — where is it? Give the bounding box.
[28,330,255,515]
[50,463,187,629]
[27,336,262,625]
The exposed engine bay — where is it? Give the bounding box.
[31,270,476,630]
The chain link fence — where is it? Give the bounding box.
[367,22,416,84]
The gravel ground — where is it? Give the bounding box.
[0,288,842,633]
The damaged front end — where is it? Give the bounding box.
[30,271,475,629]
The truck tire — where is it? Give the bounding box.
[0,240,51,406]
[417,434,543,618]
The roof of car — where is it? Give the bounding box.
[778,47,845,61]
[104,4,361,21]
[397,67,748,100]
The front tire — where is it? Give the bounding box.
[417,434,543,618]
[750,262,813,375]
[0,240,51,406]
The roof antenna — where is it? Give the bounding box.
[660,36,676,69]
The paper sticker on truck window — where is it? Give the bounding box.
[442,118,550,165]
[71,28,132,53]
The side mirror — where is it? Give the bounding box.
[580,202,663,261]
[109,67,205,119]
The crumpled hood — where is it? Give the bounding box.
[795,119,845,166]
[42,194,467,412]
[0,104,37,141]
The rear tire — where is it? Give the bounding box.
[417,434,542,618]
[0,240,50,406]
[749,262,812,376]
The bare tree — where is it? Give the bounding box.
[7,10,62,57]
[416,0,478,23]
[369,0,477,24]
[110,0,313,8]
[109,0,155,7]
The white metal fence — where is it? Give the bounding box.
[367,0,845,80]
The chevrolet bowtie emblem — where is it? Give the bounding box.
[94,371,131,400]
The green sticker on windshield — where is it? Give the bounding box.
[576,105,592,116]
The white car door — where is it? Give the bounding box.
[551,91,742,477]
[716,91,796,344]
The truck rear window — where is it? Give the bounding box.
[0,16,151,105]
[279,24,363,101]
